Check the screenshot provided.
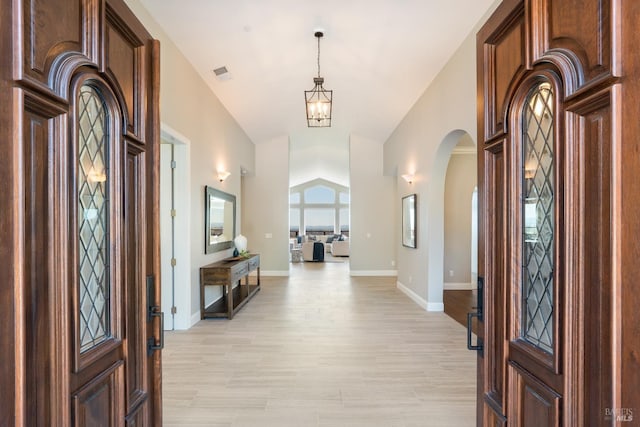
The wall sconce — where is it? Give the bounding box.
[217,170,230,182]
[401,174,414,184]
[87,169,107,183]
[524,158,537,180]
[524,168,535,180]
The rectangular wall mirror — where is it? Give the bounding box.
[204,186,236,254]
[402,194,417,248]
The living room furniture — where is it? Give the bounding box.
[290,248,303,262]
[301,241,324,261]
[200,254,260,319]
[331,239,350,257]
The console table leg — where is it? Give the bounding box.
[227,283,234,319]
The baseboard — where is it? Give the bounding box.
[444,282,476,290]
[396,281,428,310]
[427,302,445,312]
[190,311,201,327]
[350,270,398,277]
[397,281,445,312]
[261,270,290,276]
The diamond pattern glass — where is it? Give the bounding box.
[522,82,554,354]
[77,85,110,353]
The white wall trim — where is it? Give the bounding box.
[397,281,428,310]
[427,302,445,312]
[397,281,445,311]
[451,146,477,155]
[161,122,192,145]
[160,123,192,330]
[261,270,290,277]
[350,270,398,277]
[190,311,201,327]
[444,282,477,290]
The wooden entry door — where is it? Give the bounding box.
[0,0,162,425]
[476,0,639,425]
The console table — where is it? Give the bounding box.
[199,254,260,319]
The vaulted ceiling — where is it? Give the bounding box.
[139,0,495,145]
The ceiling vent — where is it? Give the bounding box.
[213,66,232,81]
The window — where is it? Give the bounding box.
[522,81,555,354]
[290,179,349,237]
[290,208,300,235]
[305,208,334,232]
[77,84,111,353]
[304,185,335,204]
[339,208,349,235]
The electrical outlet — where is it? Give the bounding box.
[265,233,272,238]
[449,270,454,277]
[391,260,396,267]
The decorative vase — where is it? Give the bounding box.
[234,234,247,253]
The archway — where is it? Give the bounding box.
[443,139,477,290]
[424,129,476,309]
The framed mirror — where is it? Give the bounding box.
[204,186,236,254]
[402,194,417,248]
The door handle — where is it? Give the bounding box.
[467,276,483,353]
[467,312,482,351]
[147,275,165,356]
[147,309,164,356]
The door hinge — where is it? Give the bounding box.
[171,306,177,315]
[170,160,177,169]
[171,209,176,217]
[171,258,176,267]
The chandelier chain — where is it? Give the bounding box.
[317,35,321,78]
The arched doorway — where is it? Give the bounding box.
[421,130,477,311]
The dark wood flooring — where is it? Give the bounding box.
[444,289,478,335]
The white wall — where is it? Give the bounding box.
[349,135,396,275]
[243,137,291,275]
[289,129,350,188]
[444,152,477,286]
[125,1,255,325]
[383,0,500,311]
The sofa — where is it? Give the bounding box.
[294,234,350,258]
[330,239,350,257]
[301,241,325,261]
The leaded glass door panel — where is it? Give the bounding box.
[70,76,128,425]
[69,70,159,426]
[521,82,556,355]
[503,73,566,425]
[77,85,112,355]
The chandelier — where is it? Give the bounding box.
[305,31,332,127]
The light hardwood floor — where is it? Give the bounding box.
[162,261,477,426]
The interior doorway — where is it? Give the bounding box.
[160,124,192,330]
[441,136,478,330]
[443,138,477,291]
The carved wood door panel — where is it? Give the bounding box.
[0,0,161,425]
[475,0,634,425]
